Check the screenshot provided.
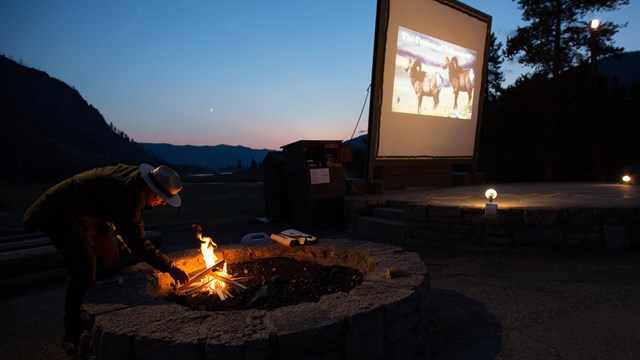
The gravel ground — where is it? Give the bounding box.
[409,242,640,360]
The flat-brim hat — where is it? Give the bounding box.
[140,164,182,207]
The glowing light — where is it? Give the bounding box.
[589,19,600,30]
[485,188,497,203]
[622,175,631,183]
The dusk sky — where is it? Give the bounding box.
[2,0,638,150]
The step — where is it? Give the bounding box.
[372,207,405,221]
[0,232,46,244]
[0,237,52,252]
[0,230,164,279]
[0,245,63,279]
[354,216,405,242]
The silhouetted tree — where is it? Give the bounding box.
[506,0,628,79]
[486,32,505,102]
[250,158,258,169]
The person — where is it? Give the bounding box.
[22,163,190,355]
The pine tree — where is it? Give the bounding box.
[486,32,505,102]
[506,0,628,78]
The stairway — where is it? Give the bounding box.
[0,230,164,279]
[353,201,407,242]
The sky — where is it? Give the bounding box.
[1,0,638,150]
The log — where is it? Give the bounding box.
[179,259,225,291]
[211,273,248,291]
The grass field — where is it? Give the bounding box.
[0,182,266,236]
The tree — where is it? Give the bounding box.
[486,32,505,102]
[506,0,628,78]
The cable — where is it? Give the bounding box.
[350,84,371,141]
[341,84,372,196]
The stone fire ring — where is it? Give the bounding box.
[80,238,429,359]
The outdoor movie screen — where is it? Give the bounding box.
[374,0,490,159]
[393,26,477,120]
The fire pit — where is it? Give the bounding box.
[80,238,429,359]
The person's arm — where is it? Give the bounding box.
[168,263,189,285]
[115,213,188,284]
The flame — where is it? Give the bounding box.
[196,229,230,298]
[198,232,218,268]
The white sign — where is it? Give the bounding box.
[309,168,330,185]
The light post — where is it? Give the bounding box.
[589,19,600,78]
[588,19,601,180]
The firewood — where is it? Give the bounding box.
[215,287,227,301]
[178,259,225,291]
[182,277,216,296]
[211,273,248,290]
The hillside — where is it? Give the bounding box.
[142,143,273,171]
[0,55,163,183]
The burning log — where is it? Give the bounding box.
[221,288,234,298]
[181,277,217,296]
[211,273,247,291]
[178,259,225,291]
[180,225,249,300]
[180,273,247,299]
[213,283,236,301]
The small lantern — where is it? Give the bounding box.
[485,188,497,203]
[484,188,498,218]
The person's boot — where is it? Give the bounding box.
[61,334,79,355]
[63,314,82,356]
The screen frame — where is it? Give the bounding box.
[366,0,492,179]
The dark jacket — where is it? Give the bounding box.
[23,164,173,272]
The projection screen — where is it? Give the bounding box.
[369,0,491,161]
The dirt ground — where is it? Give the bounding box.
[2,222,640,359]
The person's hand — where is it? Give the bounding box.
[168,265,189,285]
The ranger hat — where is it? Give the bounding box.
[139,164,182,207]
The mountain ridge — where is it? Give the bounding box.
[141,142,275,171]
[0,55,276,182]
[0,55,164,183]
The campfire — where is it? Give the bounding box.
[162,226,364,312]
[81,237,430,359]
[176,226,248,300]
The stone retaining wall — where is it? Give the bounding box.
[404,205,640,249]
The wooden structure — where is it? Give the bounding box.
[281,140,348,226]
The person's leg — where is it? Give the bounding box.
[93,222,120,279]
[41,216,97,351]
